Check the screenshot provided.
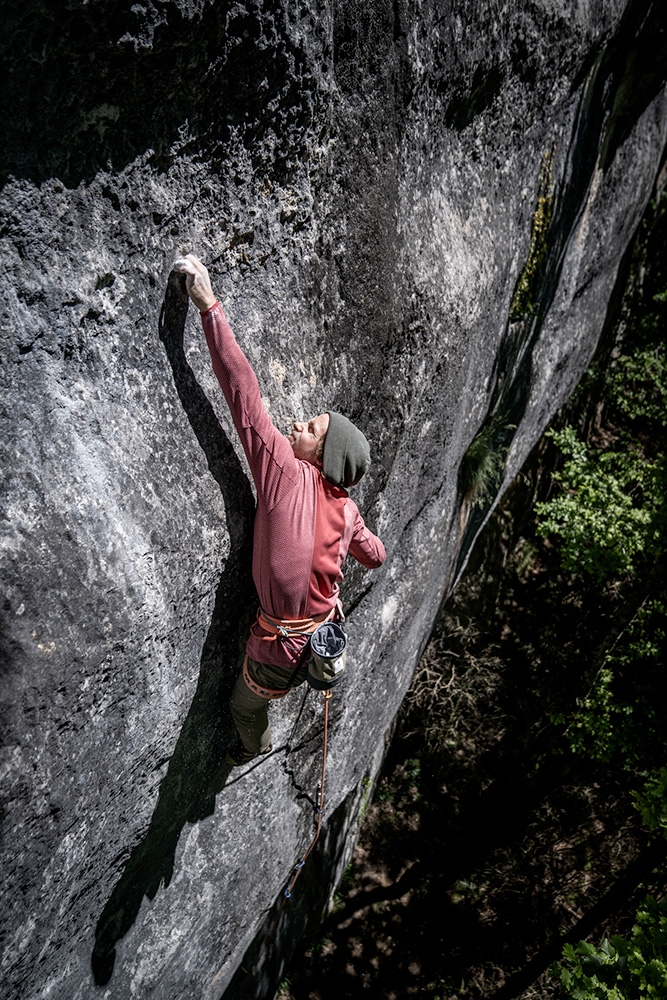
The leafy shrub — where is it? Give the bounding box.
[534,427,665,582]
[548,594,666,767]
[460,420,513,508]
[608,346,667,429]
[558,897,667,999]
[632,767,667,840]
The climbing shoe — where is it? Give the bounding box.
[224,742,273,766]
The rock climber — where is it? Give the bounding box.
[174,255,386,766]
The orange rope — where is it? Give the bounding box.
[283,689,332,898]
[241,690,334,996]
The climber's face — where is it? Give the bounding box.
[288,413,330,466]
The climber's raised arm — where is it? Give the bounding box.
[173,254,298,502]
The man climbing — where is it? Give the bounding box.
[174,255,386,765]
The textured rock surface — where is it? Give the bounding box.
[1,2,666,998]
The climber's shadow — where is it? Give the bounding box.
[91,273,256,986]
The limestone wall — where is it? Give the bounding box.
[1,2,666,997]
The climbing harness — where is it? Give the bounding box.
[257,605,335,639]
[241,655,292,700]
[244,603,347,699]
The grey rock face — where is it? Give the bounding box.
[1,2,666,998]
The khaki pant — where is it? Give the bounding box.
[229,657,307,756]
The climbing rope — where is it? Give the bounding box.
[240,689,334,996]
[283,688,332,899]
[260,689,333,945]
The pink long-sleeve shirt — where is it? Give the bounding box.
[201,302,386,668]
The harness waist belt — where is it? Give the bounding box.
[257,606,335,639]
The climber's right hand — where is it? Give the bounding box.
[173,254,217,313]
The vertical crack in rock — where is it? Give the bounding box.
[454,0,667,579]
[222,786,361,1000]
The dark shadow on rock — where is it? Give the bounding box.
[1,0,315,188]
[223,789,357,1000]
[91,272,256,985]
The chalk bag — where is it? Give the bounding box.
[307,621,347,690]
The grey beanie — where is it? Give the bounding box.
[322,411,370,488]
